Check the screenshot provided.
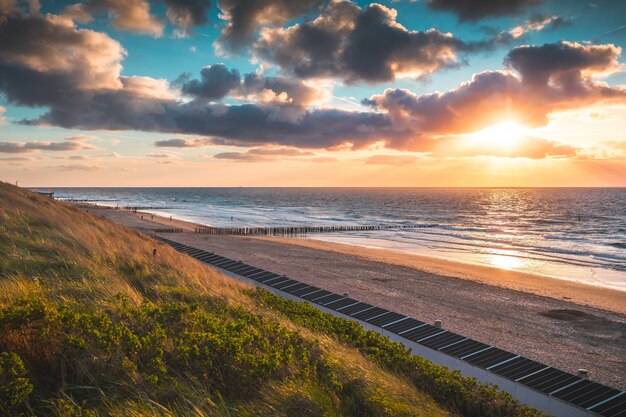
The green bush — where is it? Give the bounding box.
[0,352,33,413]
[0,296,357,415]
[251,289,547,417]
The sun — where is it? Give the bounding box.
[471,121,530,148]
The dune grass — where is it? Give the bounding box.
[0,182,546,416]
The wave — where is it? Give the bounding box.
[54,187,626,289]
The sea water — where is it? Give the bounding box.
[53,187,626,291]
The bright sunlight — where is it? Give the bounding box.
[471,121,530,148]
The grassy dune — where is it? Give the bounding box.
[0,182,544,416]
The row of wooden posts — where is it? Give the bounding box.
[123,206,176,211]
[193,224,436,236]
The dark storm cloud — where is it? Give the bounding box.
[427,0,543,21]
[216,0,328,51]
[253,1,472,83]
[180,64,241,100]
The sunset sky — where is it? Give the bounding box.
[1,0,625,186]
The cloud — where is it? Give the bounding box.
[306,156,338,163]
[0,137,99,153]
[253,2,473,83]
[507,14,570,39]
[146,153,176,158]
[240,73,327,107]
[484,14,572,46]
[213,151,268,162]
[65,135,99,142]
[366,155,421,165]
[504,41,622,85]
[163,0,211,33]
[0,105,5,124]
[427,135,578,159]
[0,10,126,93]
[0,156,35,161]
[64,0,164,37]
[177,65,329,121]
[2,9,623,157]
[180,64,241,100]
[427,0,542,21]
[588,111,610,120]
[154,137,213,147]
[364,41,626,150]
[178,65,327,109]
[214,146,317,162]
[49,163,104,171]
[216,0,327,51]
[96,152,121,158]
[574,140,626,160]
[247,147,314,156]
[0,0,39,14]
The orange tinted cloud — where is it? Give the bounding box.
[365,42,625,150]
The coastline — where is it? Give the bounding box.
[259,236,626,315]
[79,203,626,389]
[86,203,626,314]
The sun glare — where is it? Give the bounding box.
[488,253,524,271]
[472,121,530,147]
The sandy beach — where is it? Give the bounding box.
[81,203,626,390]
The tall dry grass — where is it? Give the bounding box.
[0,182,454,417]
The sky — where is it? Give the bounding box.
[0,0,625,187]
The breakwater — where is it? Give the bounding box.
[194,224,437,236]
[152,228,184,233]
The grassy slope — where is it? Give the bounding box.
[0,182,545,417]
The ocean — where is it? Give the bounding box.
[53,187,626,291]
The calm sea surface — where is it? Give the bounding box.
[53,188,626,291]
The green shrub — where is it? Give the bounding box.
[0,296,333,414]
[0,351,33,413]
[251,289,547,417]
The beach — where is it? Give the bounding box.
[81,204,626,390]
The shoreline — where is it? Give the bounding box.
[86,203,626,315]
[78,203,626,389]
[259,236,626,315]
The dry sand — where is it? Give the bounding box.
[81,204,626,390]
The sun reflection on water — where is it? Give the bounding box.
[488,254,524,270]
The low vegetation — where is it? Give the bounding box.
[0,182,546,416]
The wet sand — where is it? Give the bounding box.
[81,204,626,389]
